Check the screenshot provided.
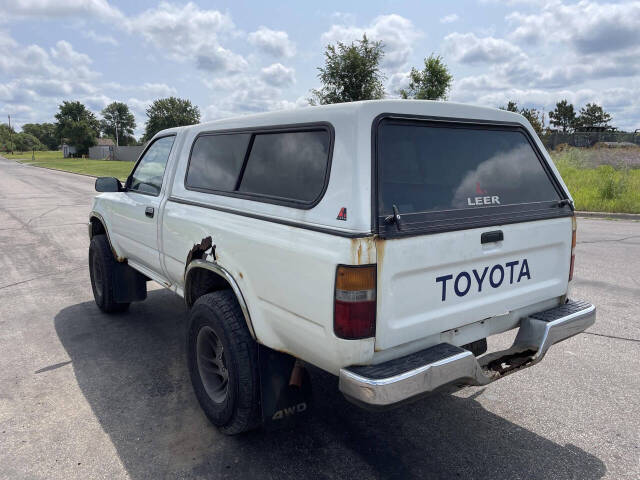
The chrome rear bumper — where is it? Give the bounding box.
[339,300,595,407]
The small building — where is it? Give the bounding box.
[89,138,115,160]
[61,144,77,158]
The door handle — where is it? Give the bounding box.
[481,230,503,244]
[145,206,154,218]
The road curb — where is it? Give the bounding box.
[576,211,640,220]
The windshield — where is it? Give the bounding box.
[377,120,561,216]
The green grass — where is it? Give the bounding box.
[551,147,640,214]
[3,151,133,180]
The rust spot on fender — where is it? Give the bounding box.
[185,236,216,272]
[350,236,377,265]
[375,237,386,270]
[238,272,244,279]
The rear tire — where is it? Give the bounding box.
[187,290,261,435]
[89,234,130,313]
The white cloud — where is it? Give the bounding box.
[51,40,92,66]
[0,0,124,22]
[84,30,118,46]
[321,14,423,69]
[440,14,459,24]
[248,27,296,57]
[260,63,295,87]
[127,2,245,73]
[444,32,524,64]
[507,1,640,54]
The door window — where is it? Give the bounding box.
[128,136,175,196]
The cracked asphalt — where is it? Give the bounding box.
[0,156,638,479]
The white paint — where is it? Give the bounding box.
[91,99,573,374]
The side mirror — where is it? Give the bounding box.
[95,177,123,192]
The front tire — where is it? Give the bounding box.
[187,291,261,435]
[88,234,130,313]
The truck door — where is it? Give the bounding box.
[109,135,176,272]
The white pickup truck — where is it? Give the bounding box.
[89,100,595,434]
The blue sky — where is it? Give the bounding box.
[1,0,639,137]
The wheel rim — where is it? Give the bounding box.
[196,326,229,403]
[91,251,104,299]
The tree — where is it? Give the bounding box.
[143,97,200,140]
[13,133,46,152]
[21,123,58,150]
[575,103,612,129]
[500,100,519,113]
[54,101,100,155]
[100,102,136,146]
[0,123,15,152]
[520,108,544,137]
[399,54,453,100]
[309,34,385,105]
[499,101,544,136]
[548,99,576,133]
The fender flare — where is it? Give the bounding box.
[185,259,257,339]
[89,212,125,262]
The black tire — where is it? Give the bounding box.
[187,290,261,435]
[88,234,130,313]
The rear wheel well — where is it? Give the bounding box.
[186,267,233,308]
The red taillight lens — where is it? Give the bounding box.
[334,265,376,339]
[569,215,577,281]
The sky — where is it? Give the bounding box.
[1,0,639,137]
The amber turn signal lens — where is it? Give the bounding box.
[336,265,376,291]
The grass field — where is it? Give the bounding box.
[4,151,134,180]
[3,146,640,214]
[551,146,640,214]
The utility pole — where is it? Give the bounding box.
[114,112,119,147]
[8,115,13,154]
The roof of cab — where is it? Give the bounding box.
[174,99,528,136]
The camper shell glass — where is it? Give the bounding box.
[184,123,334,209]
[374,115,571,237]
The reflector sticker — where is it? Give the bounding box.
[336,207,347,221]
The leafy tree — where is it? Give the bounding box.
[21,122,58,150]
[0,123,16,152]
[520,108,544,137]
[143,97,200,140]
[309,34,385,105]
[500,100,519,113]
[499,101,544,136]
[548,99,576,133]
[399,54,453,100]
[100,102,136,146]
[13,132,46,151]
[54,101,100,155]
[575,103,612,129]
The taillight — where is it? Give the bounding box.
[569,215,577,281]
[334,265,376,339]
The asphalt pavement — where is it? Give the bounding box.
[0,156,638,479]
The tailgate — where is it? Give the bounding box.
[373,116,573,350]
[375,218,572,349]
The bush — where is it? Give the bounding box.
[596,165,628,200]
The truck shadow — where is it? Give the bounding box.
[54,289,606,480]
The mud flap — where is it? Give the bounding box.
[258,345,312,429]
[113,262,147,303]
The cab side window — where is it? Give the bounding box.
[128,136,176,196]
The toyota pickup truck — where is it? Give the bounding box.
[88,100,595,434]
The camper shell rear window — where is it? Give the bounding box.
[375,117,571,237]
